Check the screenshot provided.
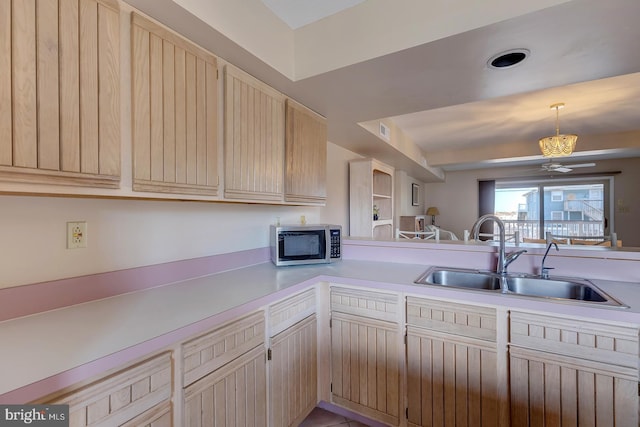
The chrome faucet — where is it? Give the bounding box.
[540,242,559,279]
[471,214,527,275]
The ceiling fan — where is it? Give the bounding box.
[540,162,596,173]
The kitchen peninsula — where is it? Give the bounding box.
[1,239,639,426]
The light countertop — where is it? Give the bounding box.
[2,260,640,398]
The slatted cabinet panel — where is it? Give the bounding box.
[182,311,265,387]
[406,329,499,427]
[284,99,327,205]
[224,65,285,201]
[120,401,172,427]
[0,0,120,187]
[330,287,401,426]
[183,346,267,427]
[270,315,318,427]
[509,311,639,426]
[42,352,172,427]
[268,287,316,336]
[131,13,218,196]
[405,297,501,427]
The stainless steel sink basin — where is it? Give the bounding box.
[414,267,626,307]
[415,268,501,290]
[506,276,606,302]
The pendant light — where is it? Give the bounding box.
[538,103,578,157]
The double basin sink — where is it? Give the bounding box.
[414,266,626,307]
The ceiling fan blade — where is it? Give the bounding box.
[566,163,596,168]
[554,167,572,173]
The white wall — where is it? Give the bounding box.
[0,143,361,289]
[425,157,640,247]
[394,170,425,226]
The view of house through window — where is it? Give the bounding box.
[494,179,610,242]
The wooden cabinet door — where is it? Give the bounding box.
[330,311,401,426]
[406,328,499,427]
[284,99,327,205]
[509,311,639,426]
[0,0,120,188]
[184,346,267,427]
[224,65,285,202]
[131,13,218,196]
[270,314,318,427]
[510,348,637,426]
[406,297,502,427]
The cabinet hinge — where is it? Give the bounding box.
[404,333,407,345]
[216,68,219,79]
[637,382,640,396]
[330,383,333,393]
[267,348,272,361]
[406,408,409,419]
[329,318,332,328]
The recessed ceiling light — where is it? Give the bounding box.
[487,49,530,69]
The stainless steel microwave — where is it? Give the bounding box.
[270,224,342,266]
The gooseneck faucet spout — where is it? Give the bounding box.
[471,214,527,276]
[541,242,559,279]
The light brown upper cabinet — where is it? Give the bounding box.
[131,13,219,196]
[284,99,327,205]
[0,0,120,188]
[224,65,285,202]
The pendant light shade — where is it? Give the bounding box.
[539,103,577,157]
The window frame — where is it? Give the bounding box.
[492,176,614,240]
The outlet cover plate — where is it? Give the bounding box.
[67,221,87,249]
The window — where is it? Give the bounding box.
[491,177,612,240]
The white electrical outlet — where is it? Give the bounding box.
[67,221,87,249]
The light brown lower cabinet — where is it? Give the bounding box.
[183,345,267,427]
[181,311,266,427]
[330,287,402,426]
[405,297,502,427]
[509,311,639,426]
[269,314,318,427]
[40,352,173,427]
[406,329,500,427]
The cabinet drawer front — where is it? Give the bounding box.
[269,288,316,337]
[406,297,496,342]
[331,287,399,322]
[120,400,172,427]
[44,352,172,427]
[182,311,265,387]
[510,311,639,368]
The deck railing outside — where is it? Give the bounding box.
[501,219,604,240]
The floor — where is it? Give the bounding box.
[298,407,370,427]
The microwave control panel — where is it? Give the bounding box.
[329,228,341,260]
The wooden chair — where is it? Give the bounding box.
[522,237,568,245]
[570,238,622,247]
